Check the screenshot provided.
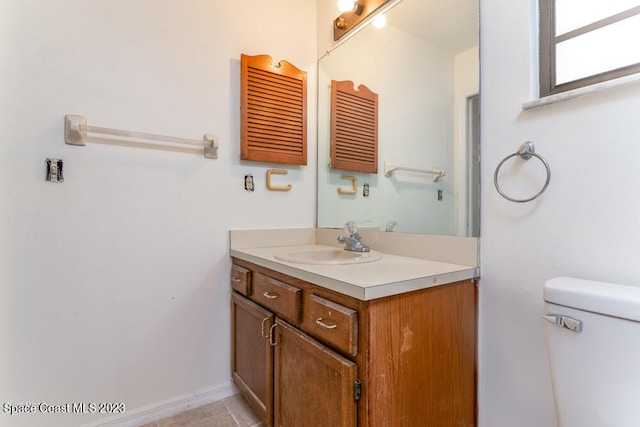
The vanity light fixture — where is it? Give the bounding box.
[333,0,390,40]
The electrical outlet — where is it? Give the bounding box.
[46,158,64,183]
[244,174,254,192]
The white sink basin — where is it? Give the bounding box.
[274,247,383,265]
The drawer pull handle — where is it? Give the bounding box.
[231,276,242,282]
[316,318,337,329]
[261,316,271,339]
[263,291,278,299]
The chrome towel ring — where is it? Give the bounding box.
[494,142,551,203]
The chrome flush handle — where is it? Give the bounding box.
[543,314,583,333]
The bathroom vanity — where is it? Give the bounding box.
[230,229,479,426]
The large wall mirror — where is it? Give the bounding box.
[317,0,479,236]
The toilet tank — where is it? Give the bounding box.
[544,277,640,427]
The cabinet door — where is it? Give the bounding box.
[273,318,357,427]
[231,292,274,426]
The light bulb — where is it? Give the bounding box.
[372,14,387,28]
[338,0,356,13]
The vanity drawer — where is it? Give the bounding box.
[306,294,358,357]
[252,273,301,323]
[231,264,251,296]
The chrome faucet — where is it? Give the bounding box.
[337,221,370,252]
[385,220,398,232]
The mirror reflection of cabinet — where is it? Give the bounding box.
[330,80,378,174]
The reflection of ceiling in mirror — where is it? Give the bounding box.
[387,0,479,54]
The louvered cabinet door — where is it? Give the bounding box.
[330,80,378,173]
[241,54,307,165]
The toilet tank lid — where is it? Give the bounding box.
[544,277,640,322]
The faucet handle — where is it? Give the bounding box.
[344,221,358,236]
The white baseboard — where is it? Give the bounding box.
[83,383,237,427]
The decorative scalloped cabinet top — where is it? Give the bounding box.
[330,80,378,174]
[240,54,307,166]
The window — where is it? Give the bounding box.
[539,0,640,96]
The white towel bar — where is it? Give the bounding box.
[64,115,219,159]
[383,160,445,182]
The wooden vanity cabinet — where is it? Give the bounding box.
[230,258,478,427]
[231,260,356,427]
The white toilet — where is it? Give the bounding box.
[544,277,640,427]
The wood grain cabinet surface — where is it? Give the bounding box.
[330,80,378,174]
[240,54,307,166]
[230,257,478,427]
[231,292,274,424]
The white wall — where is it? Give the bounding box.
[0,1,316,426]
[480,1,640,426]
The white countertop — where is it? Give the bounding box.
[230,243,478,301]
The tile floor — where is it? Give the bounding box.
[139,394,263,427]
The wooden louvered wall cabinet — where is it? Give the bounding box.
[330,80,378,174]
[241,54,307,165]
